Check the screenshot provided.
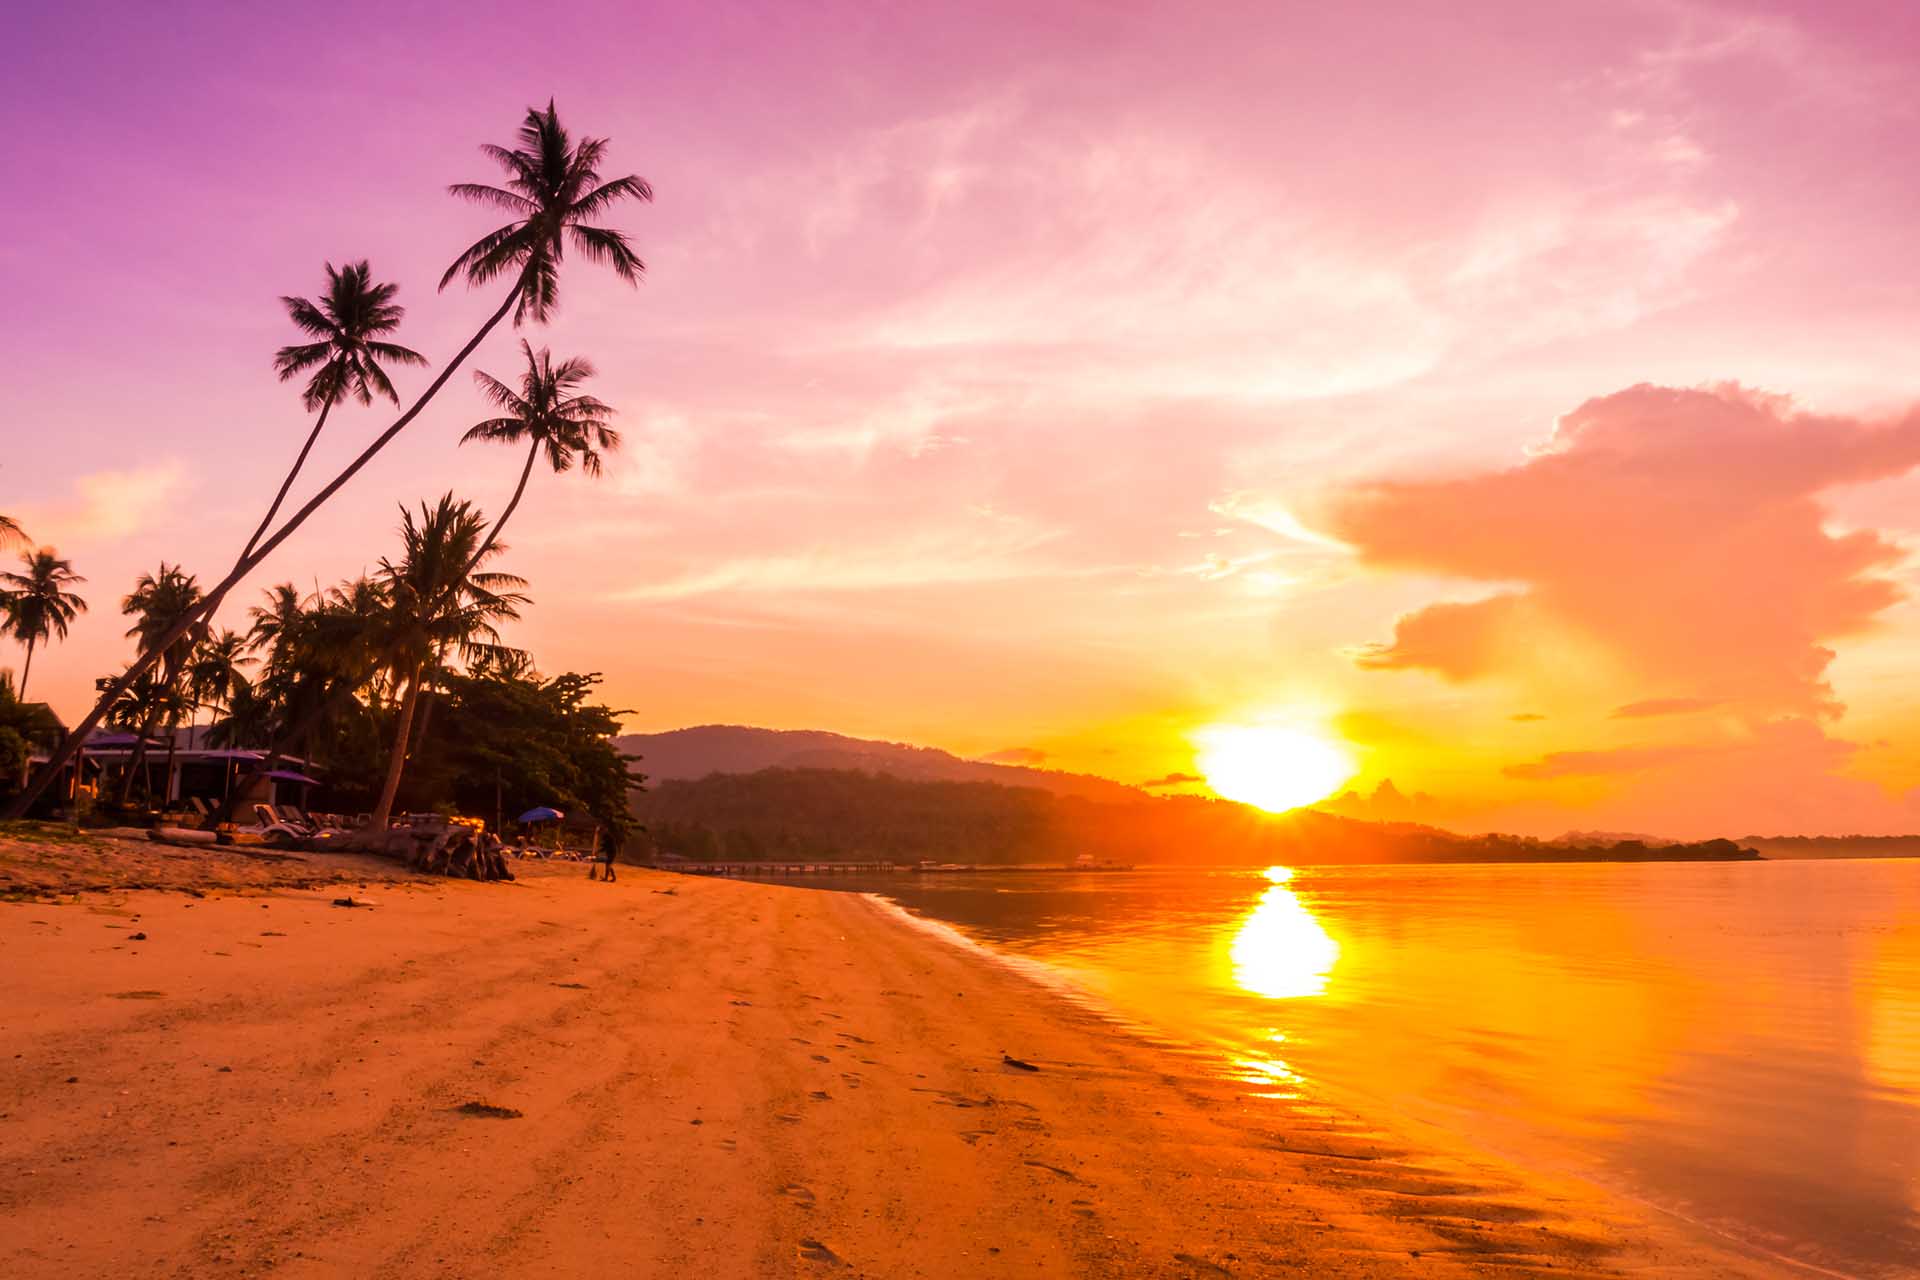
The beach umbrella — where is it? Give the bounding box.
[517,806,565,824]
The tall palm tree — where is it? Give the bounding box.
[368,496,526,830]
[462,341,620,560]
[247,262,427,560]
[113,565,205,804]
[0,549,87,698]
[7,102,649,820]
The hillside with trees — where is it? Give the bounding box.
[615,725,1147,803]
[633,767,1757,866]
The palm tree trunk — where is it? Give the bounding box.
[17,636,33,700]
[370,666,425,831]
[471,440,540,572]
[239,398,334,563]
[5,278,525,821]
[115,712,161,805]
[409,638,454,760]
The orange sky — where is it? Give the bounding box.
[7,1,1920,837]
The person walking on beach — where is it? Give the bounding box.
[590,841,617,882]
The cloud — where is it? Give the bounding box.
[1509,713,1547,723]
[981,747,1047,766]
[1500,718,1913,837]
[20,463,187,545]
[1350,593,1530,682]
[1505,743,1706,781]
[1326,384,1920,716]
[1140,772,1204,788]
[1611,696,1722,719]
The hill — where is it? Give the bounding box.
[613,725,1147,804]
[630,767,1757,867]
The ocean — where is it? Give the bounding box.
[743,858,1920,1277]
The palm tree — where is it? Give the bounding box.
[0,549,87,698]
[113,565,205,804]
[7,102,649,820]
[247,583,310,673]
[368,496,526,830]
[462,341,620,560]
[205,577,391,829]
[442,99,652,325]
[247,263,427,560]
[188,629,252,720]
[0,516,25,550]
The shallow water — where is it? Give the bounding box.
[747,859,1920,1277]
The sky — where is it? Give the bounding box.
[6,0,1920,837]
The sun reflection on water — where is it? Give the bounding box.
[1230,866,1341,999]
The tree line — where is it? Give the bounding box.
[636,768,1759,866]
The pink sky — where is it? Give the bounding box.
[7,0,1920,836]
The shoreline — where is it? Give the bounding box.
[0,851,1785,1277]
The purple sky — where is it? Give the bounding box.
[8,1,1920,834]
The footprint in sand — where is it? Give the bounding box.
[1024,1159,1087,1185]
[958,1129,995,1145]
[810,1054,831,1063]
[840,1073,862,1089]
[1070,1198,1097,1219]
[796,1238,844,1265]
[809,1090,832,1101]
[780,1183,816,1207]
[1172,1253,1233,1277]
[777,1113,803,1124]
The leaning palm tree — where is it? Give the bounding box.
[462,341,619,561]
[367,496,526,830]
[0,549,87,698]
[6,102,649,820]
[246,262,427,560]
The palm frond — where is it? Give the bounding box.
[448,182,537,213]
[566,223,644,283]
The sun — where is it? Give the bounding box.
[1195,724,1356,813]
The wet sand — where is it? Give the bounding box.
[0,861,1783,1277]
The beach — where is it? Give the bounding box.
[1,850,1781,1278]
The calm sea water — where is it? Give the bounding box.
[750,859,1920,1277]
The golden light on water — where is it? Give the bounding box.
[1196,723,1356,813]
[1230,866,1341,999]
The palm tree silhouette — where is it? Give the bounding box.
[9,102,649,818]
[0,549,87,699]
[248,263,427,560]
[368,496,526,830]
[463,341,620,560]
[114,565,205,804]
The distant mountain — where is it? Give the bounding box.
[614,725,1149,804]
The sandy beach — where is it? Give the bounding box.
[0,851,1783,1278]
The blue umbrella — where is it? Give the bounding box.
[517,806,565,824]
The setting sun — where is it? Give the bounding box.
[1196,724,1356,813]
